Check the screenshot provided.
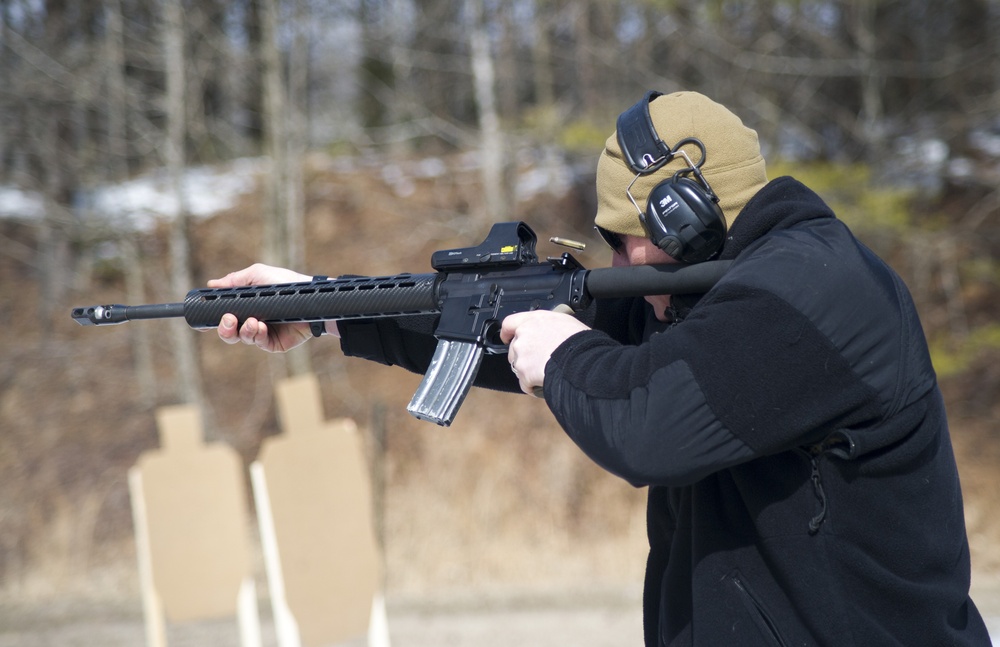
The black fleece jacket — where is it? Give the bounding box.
[339,177,991,647]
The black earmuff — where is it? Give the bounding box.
[616,91,727,263]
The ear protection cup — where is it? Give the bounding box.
[643,176,727,264]
[616,91,728,263]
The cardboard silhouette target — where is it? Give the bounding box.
[250,374,384,647]
[129,404,260,647]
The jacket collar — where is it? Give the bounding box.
[720,176,836,261]
[669,177,836,319]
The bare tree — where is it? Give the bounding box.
[103,0,157,406]
[467,0,508,221]
[260,0,289,267]
[260,0,312,376]
[531,2,556,110]
[163,0,205,408]
[286,0,309,268]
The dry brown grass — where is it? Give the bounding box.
[0,150,996,617]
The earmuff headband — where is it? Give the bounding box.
[616,91,672,173]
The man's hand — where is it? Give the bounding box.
[500,311,590,395]
[206,263,339,353]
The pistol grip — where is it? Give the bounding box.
[527,302,574,400]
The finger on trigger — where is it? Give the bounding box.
[499,312,524,344]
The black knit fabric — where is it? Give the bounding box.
[542,177,989,646]
[340,177,991,646]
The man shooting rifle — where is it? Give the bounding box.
[209,91,990,646]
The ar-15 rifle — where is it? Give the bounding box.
[72,222,730,426]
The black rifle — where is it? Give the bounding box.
[72,222,730,426]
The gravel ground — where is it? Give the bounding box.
[1,589,996,647]
[0,592,643,647]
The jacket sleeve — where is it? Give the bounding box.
[542,251,891,487]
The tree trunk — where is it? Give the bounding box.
[260,0,288,268]
[106,0,156,406]
[261,0,312,376]
[532,2,555,109]
[285,0,312,376]
[163,0,205,409]
[467,0,507,222]
[286,0,308,268]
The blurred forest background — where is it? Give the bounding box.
[1,0,999,623]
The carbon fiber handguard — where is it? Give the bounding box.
[180,273,441,329]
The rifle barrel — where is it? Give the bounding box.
[585,260,731,299]
[71,302,185,325]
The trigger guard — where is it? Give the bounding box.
[482,320,509,354]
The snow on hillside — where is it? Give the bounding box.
[0,149,578,232]
[0,157,266,232]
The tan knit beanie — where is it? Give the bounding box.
[595,91,768,238]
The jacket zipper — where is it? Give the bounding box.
[731,575,791,647]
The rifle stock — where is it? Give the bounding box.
[71,222,731,426]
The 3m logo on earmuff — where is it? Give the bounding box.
[616,91,727,264]
[658,194,678,215]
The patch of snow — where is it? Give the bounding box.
[0,150,580,232]
[0,157,265,232]
[970,127,1000,158]
[0,185,45,220]
[515,148,574,201]
[89,158,264,230]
